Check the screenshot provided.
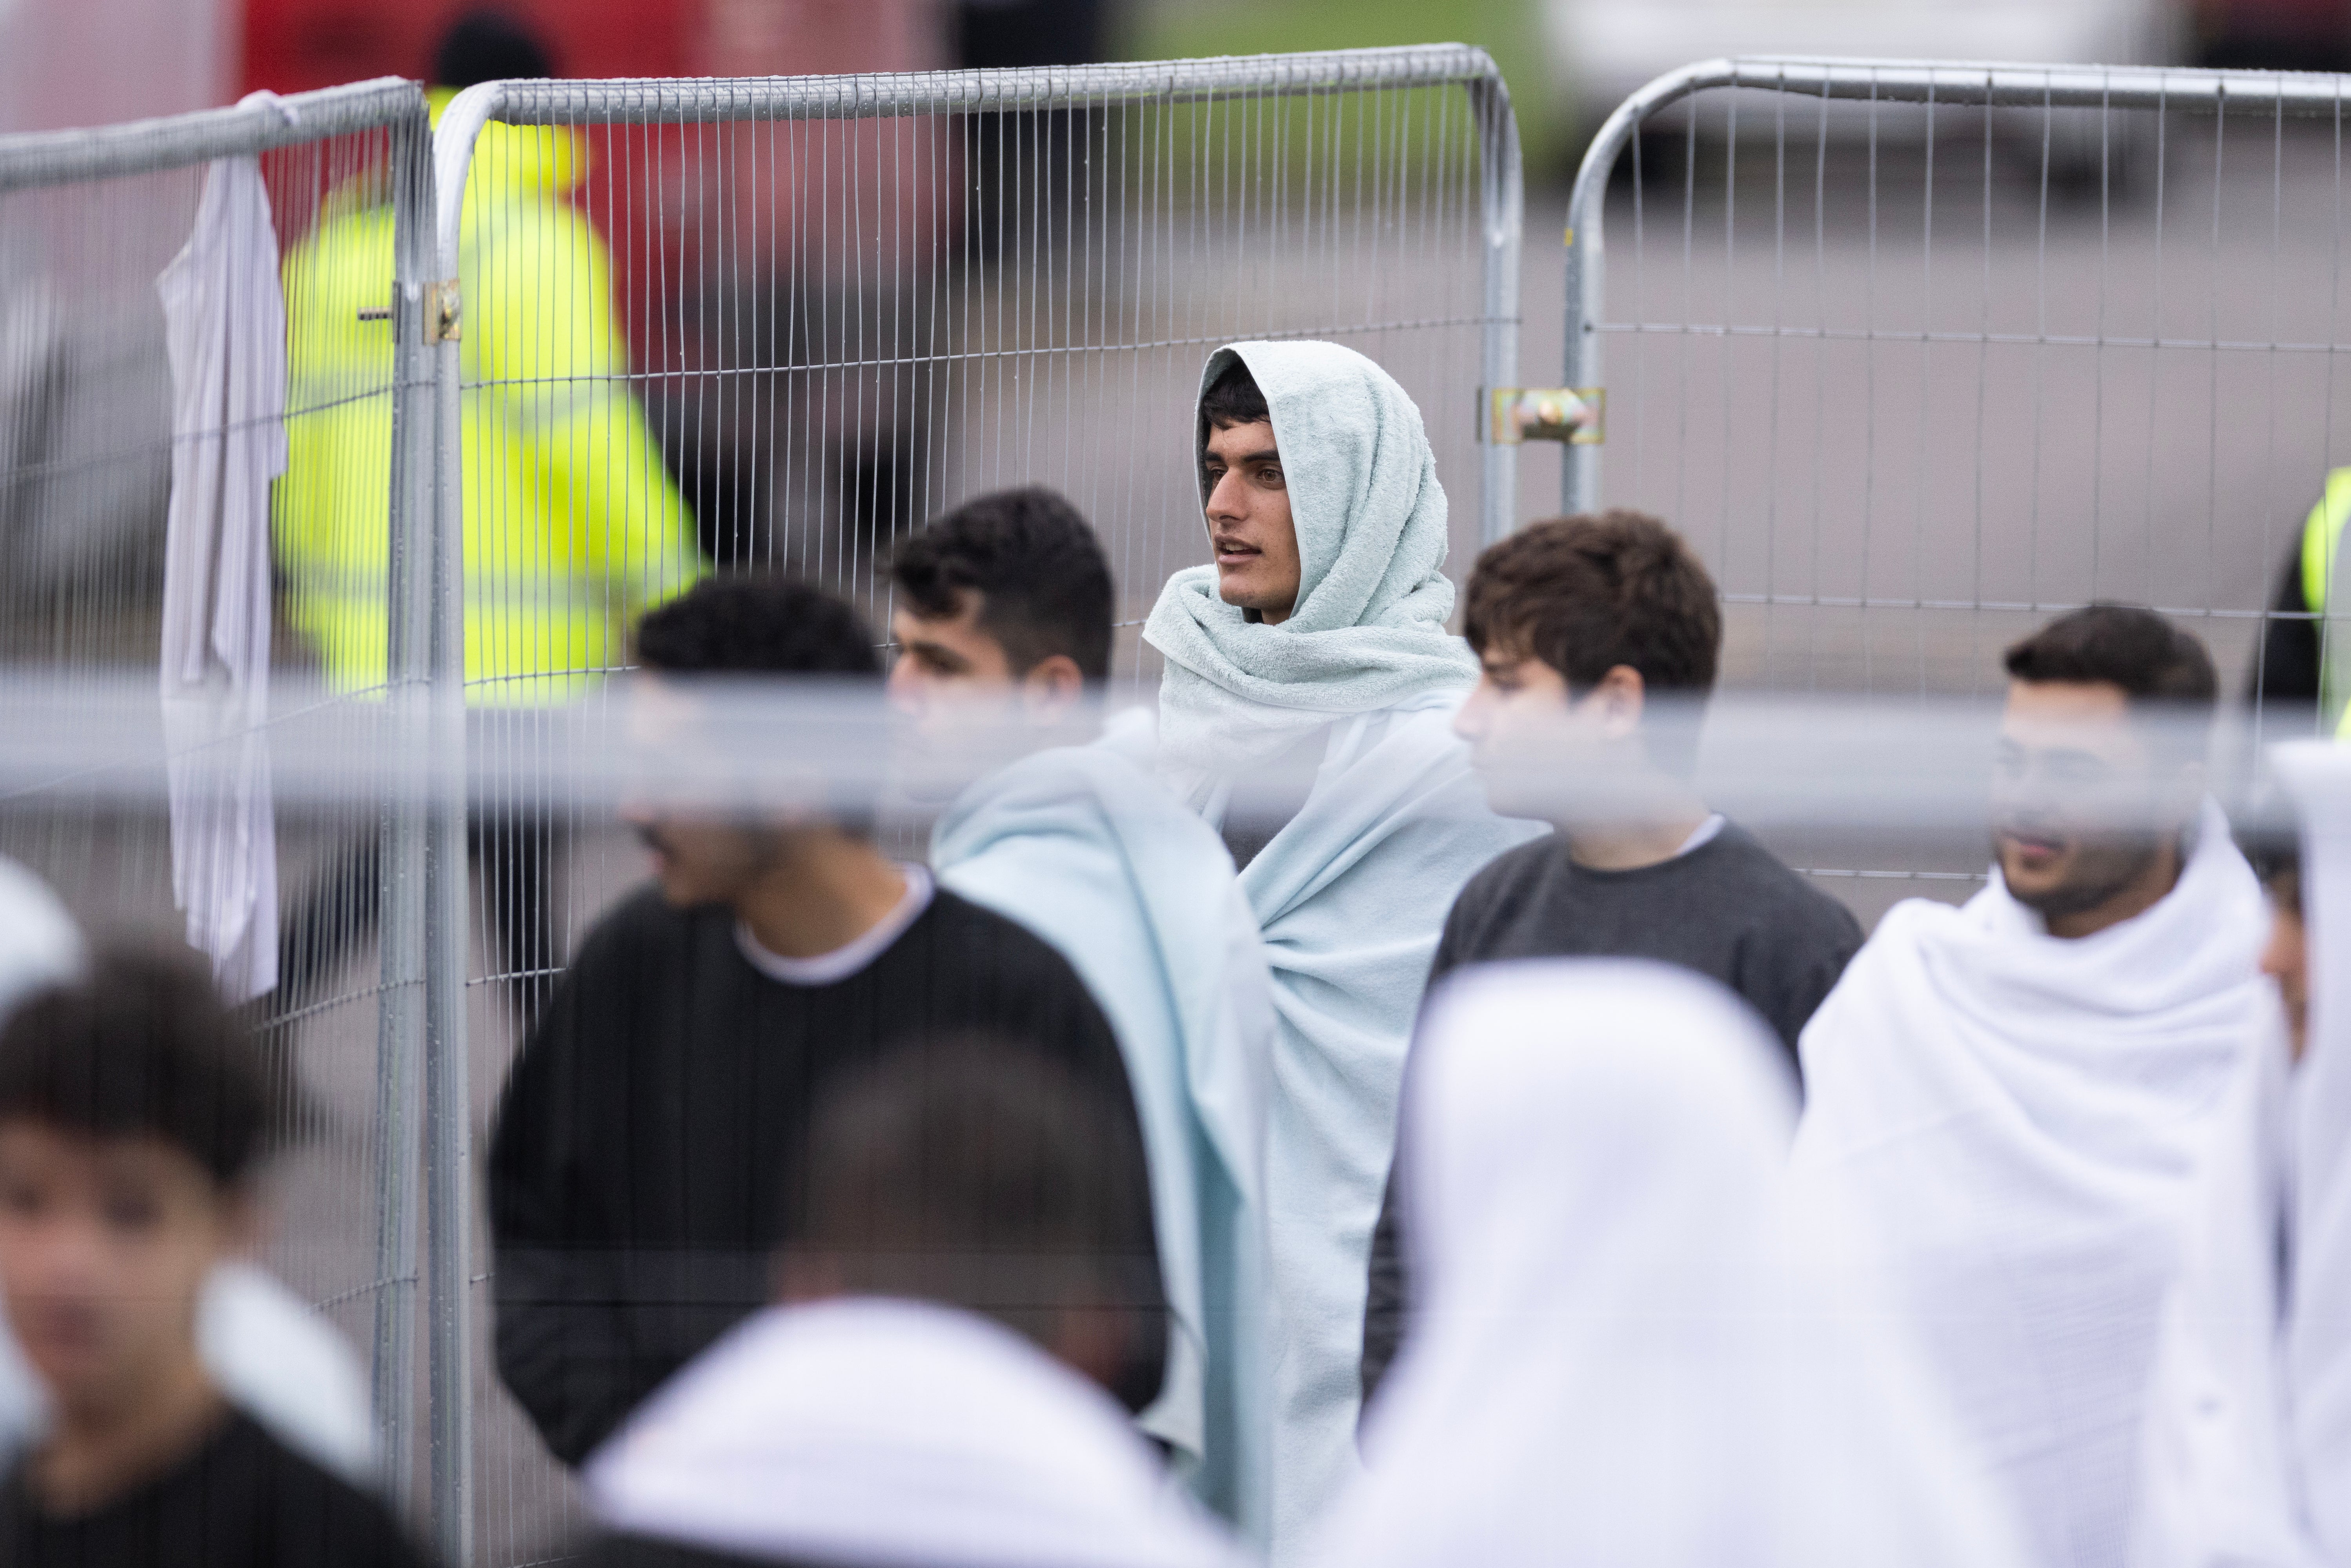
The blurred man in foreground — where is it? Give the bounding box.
[579,1033,1241,1568]
[1323,961,2026,1568]
[0,862,377,1488]
[1359,509,1863,1402]
[0,949,424,1566]
[1795,605,2268,1568]
[489,575,1160,1465]
[890,487,1276,1535]
[1141,342,1538,1548]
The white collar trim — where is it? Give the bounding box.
[734,865,933,987]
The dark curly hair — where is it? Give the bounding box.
[2003,604,2217,709]
[1465,510,1722,697]
[634,574,882,678]
[0,945,270,1188]
[1199,357,1270,430]
[888,487,1114,681]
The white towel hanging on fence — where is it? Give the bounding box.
[155,148,287,1002]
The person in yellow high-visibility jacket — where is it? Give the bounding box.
[273,14,705,1017]
[2254,469,2350,740]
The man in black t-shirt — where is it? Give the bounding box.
[0,948,424,1568]
[488,575,1163,1467]
[1358,511,1863,1402]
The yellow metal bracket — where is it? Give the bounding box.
[425,281,462,344]
[1490,387,1603,446]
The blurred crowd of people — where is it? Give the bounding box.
[0,327,2341,1568]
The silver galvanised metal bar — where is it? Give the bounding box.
[1470,72,1523,545]
[0,77,421,193]
[375,95,439,1528]
[0,68,442,1535]
[1562,55,2351,512]
[431,44,1523,544]
[424,153,476,1568]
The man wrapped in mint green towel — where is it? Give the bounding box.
[1143,341,1542,1557]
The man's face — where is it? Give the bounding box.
[887,595,1017,740]
[1203,419,1301,624]
[617,674,789,908]
[2261,875,2309,1060]
[1453,648,1641,821]
[0,1124,237,1419]
[1991,679,2199,922]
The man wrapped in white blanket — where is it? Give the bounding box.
[2130,741,2349,1568]
[1794,606,2269,1568]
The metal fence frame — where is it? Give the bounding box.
[422,45,1521,1564]
[3,48,1524,1568]
[0,69,450,1539]
[430,45,1525,550]
[1563,56,2351,517]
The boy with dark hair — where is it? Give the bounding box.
[1793,603,2267,1568]
[579,1033,1240,1568]
[888,493,1277,1536]
[489,573,1161,1466]
[890,485,1115,684]
[1359,509,1862,1400]
[0,947,424,1566]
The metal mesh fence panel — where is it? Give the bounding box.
[1561,59,2351,915]
[426,47,1520,1565]
[0,71,442,1529]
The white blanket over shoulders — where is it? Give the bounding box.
[1795,800,2269,1568]
[2133,744,2351,1568]
[931,713,1276,1537]
[587,1298,1244,1568]
[1239,699,1538,1552]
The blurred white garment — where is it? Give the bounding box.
[1320,960,2024,1568]
[155,146,286,1003]
[200,1262,377,1484]
[0,1264,376,1486]
[932,708,1277,1539]
[2133,744,2351,1568]
[1795,799,2268,1568]
[586,1297,1246,1568]
[0,857,82,1025]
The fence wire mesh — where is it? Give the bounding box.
[1562,59,2351,915]
[0,69,440,1528]
[16,47,2344,1568]
[426,46,1521,1564]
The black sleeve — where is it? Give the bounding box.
[1748,894,1865,1084]
[973,914,1170,1415]
[1358,893,1479,1419]
[1359,1158,1407,1413]
[2252,529,2322,717]
[488,938,642,1468]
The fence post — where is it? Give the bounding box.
[374,97,437,1515]
[1472,70,1523,546]
[425,91,484,1568]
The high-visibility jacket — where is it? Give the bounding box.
[2297,468,2351,737]
[276,89,702,702]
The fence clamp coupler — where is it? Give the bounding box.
[426,281,462,344]
[1489,387,1603,446]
